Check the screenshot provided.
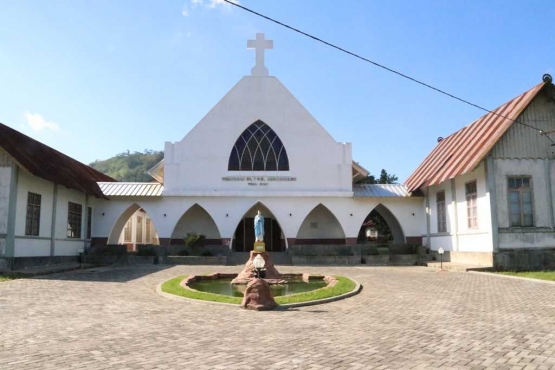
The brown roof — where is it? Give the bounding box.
[405,81,548,192]
[0,122,116,198]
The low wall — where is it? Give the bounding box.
[429,251,493,267]
[291,255,361,266]
[494,248,555,271]
[6,256,78,271]
[288,244,360,257]
[165,245,230,257]
[166,256,227,265]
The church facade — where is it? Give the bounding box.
[1,34,555,271]
[91,34,423,253]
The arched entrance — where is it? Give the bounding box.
[357,203,405,244]
[107,203,160,251]
[170,204,221,245]
[232,202,286,252]
[296,204,346,244]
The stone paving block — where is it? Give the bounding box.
[2,265,555,369]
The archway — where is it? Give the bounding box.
[232,202,286,252]
[170,204,221,245]
[107,203,160,251]
[296,204,346,244]
[357,204,405,244]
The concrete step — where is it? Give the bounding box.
[426,261,492,272]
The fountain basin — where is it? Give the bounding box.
[182,273,336,297]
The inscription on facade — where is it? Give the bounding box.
[222,176,296,186]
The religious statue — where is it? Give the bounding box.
[254,210,264,242]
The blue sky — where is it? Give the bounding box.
[0,1,553,182]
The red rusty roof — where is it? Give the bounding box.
[0,122,116,198]
[405,81,548,192]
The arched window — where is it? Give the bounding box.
[228,120,289,171]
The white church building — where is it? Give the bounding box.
[1,34,555,271]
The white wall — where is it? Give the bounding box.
[171,204,221,239]
[296,204,345,239]
[12,170,91,257]
[163,76,353,196]
[13,171,54,257]
[93,195,424,246]
[425,162,493,252]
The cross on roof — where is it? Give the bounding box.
[247,33,273,77]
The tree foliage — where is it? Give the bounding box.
[357,168,398,184]
[90,150,163,182]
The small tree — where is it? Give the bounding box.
[184,232,206,254]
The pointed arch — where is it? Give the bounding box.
[296,204,346,244]
[231,201,287,252]
[170,204,221,244]
[358,203,405,244]
[228,120,289,171]
[107,203,160,248]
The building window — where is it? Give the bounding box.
[228,120,289,171]
[67,202,82,238]
[123,219,132,242]
[86,207,92,240]
[146,218,151,244]
[466,181,478,229]
[25,192,41,236]
[437,191,446,233]
[508,177,533,227]
[136,216,143,244]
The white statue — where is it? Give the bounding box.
[254,210,265,242]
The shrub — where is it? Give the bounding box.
[184,233,206,249]
[201,251,213,257]
[177,249,189,256]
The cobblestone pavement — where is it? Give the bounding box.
[2,265,555,370]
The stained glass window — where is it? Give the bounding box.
[228,120,289,171]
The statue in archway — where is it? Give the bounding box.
[254,210,264,242]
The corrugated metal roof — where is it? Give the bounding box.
[0,122,115,199]
[98,182,163,197]
[353,184,412,197]
[405,81,548,192]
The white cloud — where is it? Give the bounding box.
[208,0,239,8]
[182,6,189,16]
[24,112,59,131]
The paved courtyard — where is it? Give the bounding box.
[2,265,555,369]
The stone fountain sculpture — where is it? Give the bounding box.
[231,210,283,310]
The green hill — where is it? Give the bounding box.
[90,150,163,182]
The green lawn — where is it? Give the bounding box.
[161,275,357,306]
[0,276,14,283]
[497,271,555,281]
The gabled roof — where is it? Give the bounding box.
[405,80,548,192]
[0,122,116,198]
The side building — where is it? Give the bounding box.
[406,74,555,270]
[0,123,116,270]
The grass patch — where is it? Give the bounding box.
[161,275,357,306]
[0,276,14,283]
[497,271,555,281]
[275,276,356,305]
[161,275,242,304]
